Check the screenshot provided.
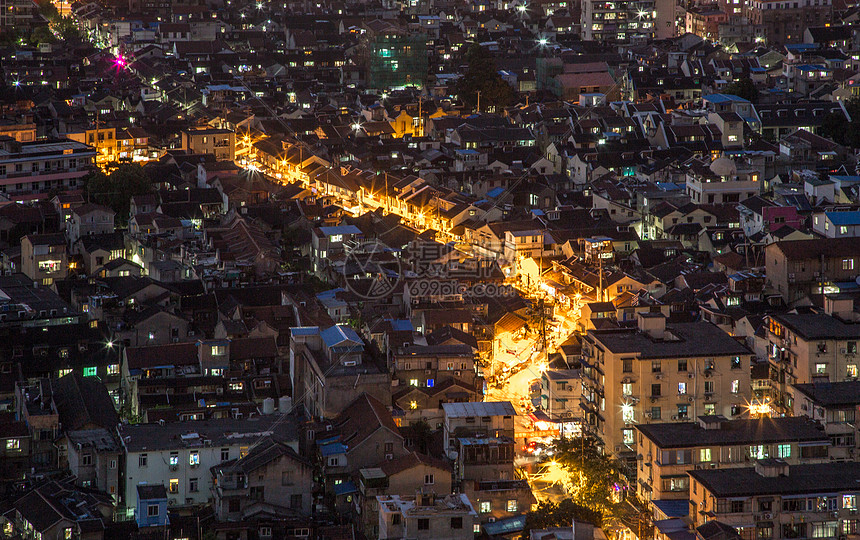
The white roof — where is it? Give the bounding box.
[442,401,515,418]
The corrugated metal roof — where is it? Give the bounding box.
[442,401,515,418]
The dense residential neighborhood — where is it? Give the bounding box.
[2,0,860,539]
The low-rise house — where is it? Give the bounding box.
[21,233,68,285]
[377,492,478,539]
[211,436,313,520]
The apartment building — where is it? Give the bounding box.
[764,238,860,303]
[540,368,582,436]
[120,416,299,513]
[635,415,830,503]
[21,233,68,285]
[685,157,761,205]
[744,0,833,44]
[392,344,478,391]
[581,313,753,465]
[289,325,390,419]
[181,128,235,161]
[581,0,656,42]
[792,380,860,461]
[0,138,95,200]
[689,460,860,540]
[763,297,860,413]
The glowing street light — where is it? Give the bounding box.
[517,4,527,12]
[538,38,548,46]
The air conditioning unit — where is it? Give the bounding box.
[425,369,432,375]
[704,372,712,378]
[710,463,716,468]
[488,517,496,523]
[615,445,623,453]
[831,511,839,518]
[761,513,772,520]
[671,415,679,420]
[454,370,461,376]
[841,348,847,355]
[688,396,694,402]
[170,465,177,471]
[654,373,663,380]
[385,454,393,460]
[688,373,695,379]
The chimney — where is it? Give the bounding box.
[823,294,854,320]
[755,458,789,478]
[637,312,666,339]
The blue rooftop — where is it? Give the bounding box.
[320,324,363,349]
[826,211,860,226]
[317,288,345,299]
[319,442,347,456]
[656,182,683,191]
[487,187,505,198]
[652,499,690,518]
[291,327,320,337]
[389,319,414,332]
[319,225,362,236]
[333,480,357,496]
[704,93,749,104]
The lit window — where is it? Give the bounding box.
[844,495,857,510]
[816,363,827,374]
[700,448,711,462]
[777,444,791,458]
[409,379,418,386]
[169,452,179,466]
[83,366,97,377]
[107,364,119,375]
[211,345,226,356]
[731,380,739,393]
[843,258,855,270]
[622,382,633,396]
[169,478,179,493]
[6,439,19,450]
[480,501,491,513]
[189,452,199,466]
[59,368,72,377]
[410,400,417,410]
[507,499,518,512]
[678,382,687,394]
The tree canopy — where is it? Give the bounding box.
[521,499,604,540]
[551,435,628,511]
[85,163,156,225]
[820,96,860,149]
[723,78,759,104]
[454,44,516,113]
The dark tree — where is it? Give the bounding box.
[521,499,604,540]
[454,44,516,113]
[724,78,759,104]
[85,163,155,225]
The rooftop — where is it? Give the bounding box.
[635,416,828,448]
[689,461,860,497]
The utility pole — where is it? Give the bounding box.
[476,90,481,113]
